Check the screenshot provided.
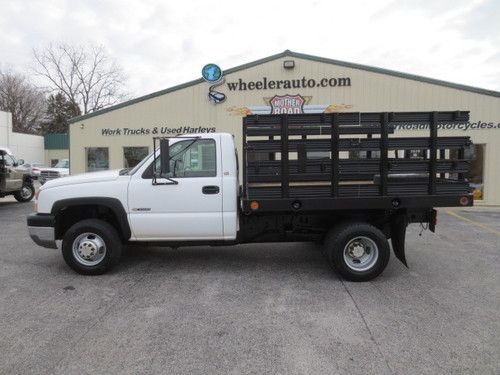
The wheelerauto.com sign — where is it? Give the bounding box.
[226,76,351,91]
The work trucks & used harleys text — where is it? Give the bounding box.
[27,112,474,281]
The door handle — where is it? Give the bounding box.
[202,185,220,194]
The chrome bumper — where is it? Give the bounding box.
[28,226,57,249]
[27,213,57,249]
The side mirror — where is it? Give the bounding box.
[159,139,171,175]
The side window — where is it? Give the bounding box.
[143,139,217,179]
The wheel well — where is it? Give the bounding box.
[55,205,124,241]
[322,210,396,239]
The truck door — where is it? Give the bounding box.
[127,136,223,241]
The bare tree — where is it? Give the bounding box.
[0,70,46,134]
[33,43,127,115]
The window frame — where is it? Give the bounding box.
[142,139,217,179]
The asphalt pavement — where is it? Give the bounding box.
[0,198,499,374]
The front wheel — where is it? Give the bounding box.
[62,219,122,275]
[14,183,35,202]
[324,222,390,282]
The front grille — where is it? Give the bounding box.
[40,171,60,180]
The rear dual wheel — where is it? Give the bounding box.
[324,222,390,282]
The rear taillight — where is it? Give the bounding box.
[459,196,469,206]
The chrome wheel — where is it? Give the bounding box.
[72,232,107,266]
[343,236,379,272]
[20,186,32,199]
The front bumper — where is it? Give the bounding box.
[27,213,57,249]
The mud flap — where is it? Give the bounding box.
[391,215,408,267]
[429,209,437,233]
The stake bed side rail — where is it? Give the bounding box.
[242,111,473,212]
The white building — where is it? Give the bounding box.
[0,111,45,163]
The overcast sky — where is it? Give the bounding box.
[1,0,499,98]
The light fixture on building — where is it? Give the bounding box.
[283,60,295,69]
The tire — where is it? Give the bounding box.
[324,222,390,282]
[62,219,122,275]
[14,183,35,202]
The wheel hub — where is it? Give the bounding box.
[343,236,379,272]
[348,242,366,258]
[78,240,99,260]
[21,186,31,198]
[72,233,106,266]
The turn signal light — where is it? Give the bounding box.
[250,201,259,210]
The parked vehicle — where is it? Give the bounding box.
[39,159,70,185]
[21,162,46,179]
[0,148,35,202]
[27,111,474,281]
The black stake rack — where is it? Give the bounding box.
[241,111,473,212]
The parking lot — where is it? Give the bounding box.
[0,198,499,375]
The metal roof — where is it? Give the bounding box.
[69,50,500,124]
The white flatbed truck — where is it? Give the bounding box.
[27,112,473,281]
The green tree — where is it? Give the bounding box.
[42,92,80,134]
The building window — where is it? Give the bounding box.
[86,147,109,172]
[51,159,59,167]
[450,144,484,200]
[469,144,485,200]
[123,147,149,168]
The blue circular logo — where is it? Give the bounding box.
[202,64,222,82]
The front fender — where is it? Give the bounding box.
[51,197,131,240]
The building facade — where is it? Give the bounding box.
[44,133,69,167]
[0,111,69,166]
[68,51,500,205]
